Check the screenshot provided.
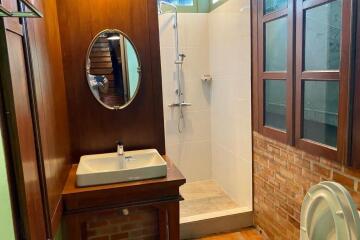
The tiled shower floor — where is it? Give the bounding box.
[180,180,239,218]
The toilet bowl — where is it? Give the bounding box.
[300,181,360,240]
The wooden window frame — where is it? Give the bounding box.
[257,0,294,144]
[350,0,360,168]
[253,0,355,163]
[295,0,353,162]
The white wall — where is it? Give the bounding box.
[159,0,253,210]
[159,14,212,182]
[209,0,253,209]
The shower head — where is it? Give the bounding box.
[158,1,177,15]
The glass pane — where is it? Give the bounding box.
[265,17,288,71]
[162,0,193,6]
[303,80,339,147]
[264,80,286,131]
[264,0,288,14]
[304,0,342,71]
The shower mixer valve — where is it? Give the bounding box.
[175,53,186,64]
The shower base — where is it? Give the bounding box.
[179,180,253,239]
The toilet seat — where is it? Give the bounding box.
[321,182,360,239]
[300,181,360,240]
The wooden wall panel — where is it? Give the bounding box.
[26,0,72,235]
[56,0,165,162]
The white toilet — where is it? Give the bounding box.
[300,181,360,240]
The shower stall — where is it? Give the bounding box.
[158,0,253,238]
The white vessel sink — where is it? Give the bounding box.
[76,149,167,187]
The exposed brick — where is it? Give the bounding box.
[333,171,354,190]
[320,157,342,171]
[88,220,108,229]
[287,163,302,175]
[312,162,331,179]
[294,156,310,170]
[85,207,158,240]
[121,223,138,231]
[288,216,300,229]
[302,168,321,183]
[267,144,281,156]
[344,167,360,179]
[253,132,360,240]
[350,190,360,207]
[90,236,109,240]
[303,152,320,163]
[279,166,293,180]
[110,232,128,240]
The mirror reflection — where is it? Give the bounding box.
[86,29,141,110]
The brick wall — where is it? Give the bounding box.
[85,206,159,240]
[253,132,360,240]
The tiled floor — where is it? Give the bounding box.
[195,228,263,240]
[180,180,239,218]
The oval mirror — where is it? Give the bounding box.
[86,29,141,110]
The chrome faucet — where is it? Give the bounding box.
[117,141,124,156]
[116,141,125,168]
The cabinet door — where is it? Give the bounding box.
[63,202,180,240]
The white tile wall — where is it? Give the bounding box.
[159,0,252,209]
[159,14,212,182]
[209,0,252,209]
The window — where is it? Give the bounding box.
[162,0,194,6]
[253,0,353,162]
[264,17,288,71]
[264,80,287,131]
[264,0,287,14]
[161,0,198,12]
[303,1,342,71]
[302,80,339,147]
[256,0,294,144]
[294,0,351,161]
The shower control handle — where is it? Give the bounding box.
[168,102,192,108]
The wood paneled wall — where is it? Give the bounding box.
[26,0,72,234]
[56,0,165,162]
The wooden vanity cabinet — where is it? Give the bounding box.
[62,157,185,240]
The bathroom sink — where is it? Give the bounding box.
[76,149,167,187]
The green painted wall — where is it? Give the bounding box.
[0,129,15,240]
[54,223,63,240]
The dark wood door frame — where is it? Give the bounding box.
[0,1,49,239]
[21,15,53,238]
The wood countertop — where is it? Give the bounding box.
[62,156,186,214]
